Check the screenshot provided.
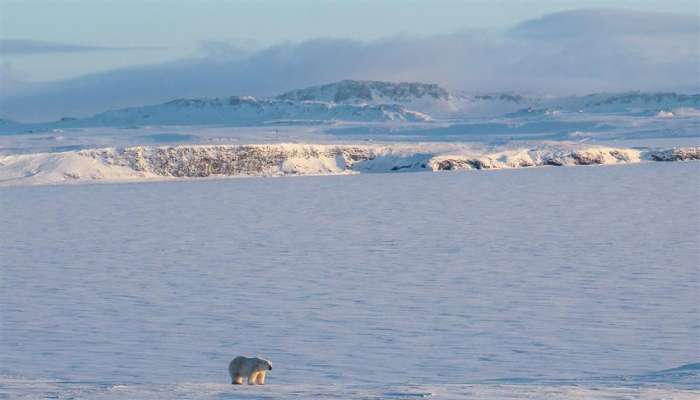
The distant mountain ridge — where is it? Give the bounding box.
[87,95,431,125]
[577,92,700,109]
[0,80,698,133]
[277,80,700,116]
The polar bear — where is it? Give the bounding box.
[228,356,272,385]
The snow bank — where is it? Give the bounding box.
[0,143,697,186]
[0,151,154,186]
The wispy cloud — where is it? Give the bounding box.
[0,39,161,55]
[1,9,698,121]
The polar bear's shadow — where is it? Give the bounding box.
[216,392,277,400]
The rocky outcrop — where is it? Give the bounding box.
[277,80,451,104]
[85,145,381,178]
[646,148,700,161]
[428,147,645,171]
[1,144,698,186]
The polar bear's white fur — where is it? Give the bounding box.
[228,356,272,385]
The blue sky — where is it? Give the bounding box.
[1,0,698,81]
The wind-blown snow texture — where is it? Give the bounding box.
[0,143,697,186]
[1,163,698,399]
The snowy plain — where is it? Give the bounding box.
[1,162,699,399]
[1,81,699,399]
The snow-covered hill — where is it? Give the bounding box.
[0,94,432,134]
[1,143,697,186]
[87,96,432,125]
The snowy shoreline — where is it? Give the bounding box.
[0,143,698,187]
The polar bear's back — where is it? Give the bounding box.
[229,356,249,375]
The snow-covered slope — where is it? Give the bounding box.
[0,95,432,134]
[499,92,700,120]
[556,92,700,113]
[1,143,697,186]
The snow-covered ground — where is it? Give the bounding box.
[1,162,698,399]
[2,378,699,399]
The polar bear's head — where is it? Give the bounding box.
[257,358,272,371]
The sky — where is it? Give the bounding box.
[0,0,698,121]
[1,0,698,81]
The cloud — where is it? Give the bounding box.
[510,8,699,38]
[195,40,252,61]
[0,39,160,55]
[1,9,698,121]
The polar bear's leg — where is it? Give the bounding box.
[248,372,258,385]
[256,371,266,385]
[232,375,243,385]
